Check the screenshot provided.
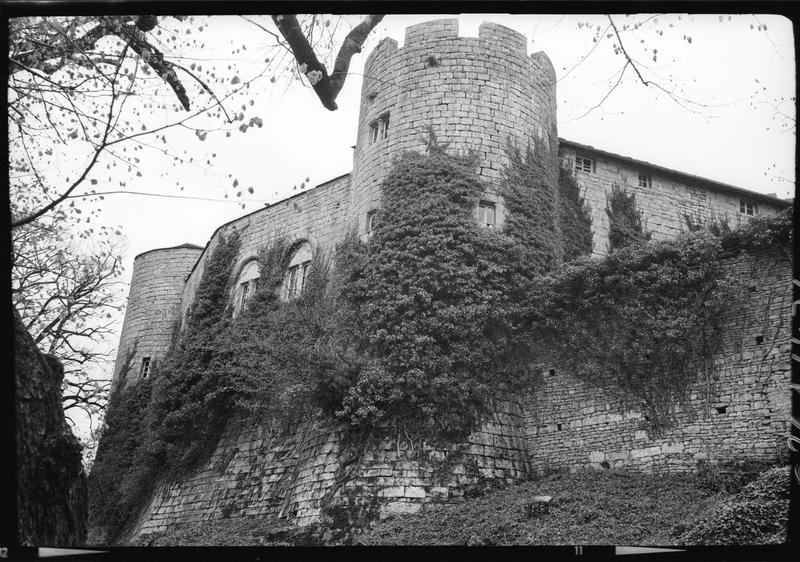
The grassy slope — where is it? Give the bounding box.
[132,467,788,546]
[361,470,720,546]
[360,468,789,546]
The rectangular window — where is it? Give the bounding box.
[366,210,377,235]
[478,200,496,228]
[576,156,593,173]
[740,199,755,215]
[140,357,151,379]
[286,261,312,299]
[575,155,594,173]
[369,114,389,144]
[638,174,651,188]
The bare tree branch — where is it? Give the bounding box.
[272,14,383,111]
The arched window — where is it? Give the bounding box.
[282,242,312,300]
[234,259,260,315]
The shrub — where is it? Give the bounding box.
[720,207,792,258]
[606,183,651,251]
[681,466,790,544]
[558,166,593,260]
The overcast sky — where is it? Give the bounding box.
[37,13,794,437]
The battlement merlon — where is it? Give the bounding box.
[404,18,459,46]
[530,51,557,85]
[478,21,527,54]
[367,19,535,65]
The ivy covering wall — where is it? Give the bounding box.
[89,120,791,541]
[330,133,538,440]
[525,208,792,434]
[606,183,651,251]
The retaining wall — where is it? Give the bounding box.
[525,249,791,472]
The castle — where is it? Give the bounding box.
[104,20,791,541]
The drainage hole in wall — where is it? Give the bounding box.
[755,335,764,345]
[716,406,728,414]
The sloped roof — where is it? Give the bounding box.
[559,138,792,207]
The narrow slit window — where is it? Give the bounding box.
[478,200,496,229]
[140,357,151,379]
[366,210,377,236]
[287,265,299,298]
[240,282,250,309]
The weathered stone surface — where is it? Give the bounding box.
[526,250,790,474]
[101,18,791,545]
[15,309,87,546]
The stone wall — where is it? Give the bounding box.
[111,245,203,392]
[348,19,557,235]
[559,143,789,257]
[177,174,351,329]
[525,249,791,473]
[124,390,528,541]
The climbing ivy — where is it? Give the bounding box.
[90,232,242,541]
[525,233,732,435]
[88,377,153,542]
[146,231,241,473]
[331,132,536,441]
[606,183,651,251]
[501,137,561,273]
[558,166,593,260]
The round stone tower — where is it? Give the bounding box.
[111,244,203,393]
[348,19,557,234]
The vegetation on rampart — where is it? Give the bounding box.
[526,234,731,434]
[129,465,789,546]
[558,167,594,260]
[330,131,539,440]
[90,129,792,541]
[359,466,788,546]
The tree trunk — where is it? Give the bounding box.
[15,307,88,546]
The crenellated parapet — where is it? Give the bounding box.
[349,19,558,234]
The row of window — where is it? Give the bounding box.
[576,155,652,189]
[575,155,758,215]
[234,242,313,314]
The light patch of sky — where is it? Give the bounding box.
[49,13,793,440]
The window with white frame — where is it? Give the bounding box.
[638,174,651,188]
[575,155,594,173]
[140,357,152,379]
[234,259,260,316]
[282,242,312,300]
[740,199,756,216]
[478,200,496,228]
[369,113,389,144]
